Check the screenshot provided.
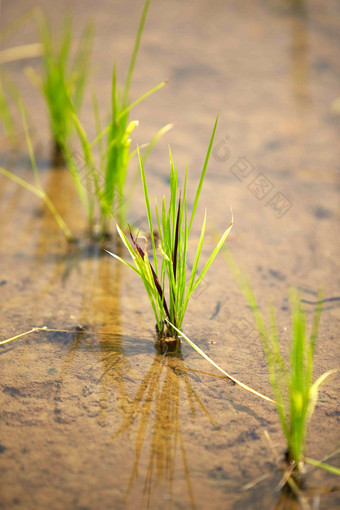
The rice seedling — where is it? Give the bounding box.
[106,117,233,343]
[26,9,94,160]
[0,104,73,241]
[65,0,170,237]
[223,250,339,482]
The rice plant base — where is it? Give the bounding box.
[52,139,66,166]
[154,336,181,355]
[284,450,306,482]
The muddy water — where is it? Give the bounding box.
[1,0,340,509]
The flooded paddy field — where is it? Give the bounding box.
[0,1,339,509]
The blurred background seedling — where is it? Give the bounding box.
[25,8,94,162]
[66,85,171,239]
[224,249,340,485]
[0,1,170,240]
[65,0,171,238]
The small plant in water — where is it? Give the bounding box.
[65,0,170,237]
[224,252,340,484]
[26,9,94,160]
[107,118,233,344]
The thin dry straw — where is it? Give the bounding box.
[166,320,275,403]
[0,43,43,64]
[0,327,78,346]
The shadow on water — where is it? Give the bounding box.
[46,238,137,428]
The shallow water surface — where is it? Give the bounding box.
[1,1,340,509]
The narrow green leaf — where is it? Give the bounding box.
[307,368,338,424]
[138,147,158,275]
[123,0,150,105]
[306,457,340,476]
[105,249,140,276]
[189,115,218,233]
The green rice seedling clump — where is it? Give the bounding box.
[66,0,170,237]
[27,9,94,159]
[225,252,339,480]
[107,117,233,342]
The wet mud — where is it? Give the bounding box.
[1,0,340,509]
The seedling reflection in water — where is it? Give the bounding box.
[107,117,233,344]
[110,349,215,509]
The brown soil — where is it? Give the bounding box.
[0,0,339,509]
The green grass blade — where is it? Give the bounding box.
[91,80,166,149]
[138,147,158,275]
[141,123,173,163]
[188,115,218,234]
[307,368,338,424]
[105,249,140,276]
[115,223,137,260]
[123,0,150,105]
[181,210,207,316]
[268,304,289,442]
[70,111,99,190]
[305,458,340,476]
